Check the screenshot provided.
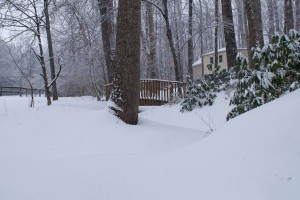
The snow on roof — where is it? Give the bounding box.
[202,48,247,56]
[192,58,202,67]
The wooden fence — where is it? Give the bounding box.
[0,87,46,97]
[104,79,186,106]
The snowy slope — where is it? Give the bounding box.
[0,90,299,200]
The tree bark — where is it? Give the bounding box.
[44,0,58,100]
[162,0,182,81]
[110,0,141,125]
[297,0,300,30]
[235,0,246,48]
[36,17,51,105]
[98,0,115,84]
[187,0,194,79]
[253,0,264,47]
[284,0,294,33]
[221,0,238,69]
[146,3,158,79]
[214,0,219,70]
[244,0,259,69]
[267,0,275,41]
[274,0,281,33]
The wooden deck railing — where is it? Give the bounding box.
[0,87,46,97]
[104,79,186,106]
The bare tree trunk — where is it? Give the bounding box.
[98,0,115,83]
[162,0,182,81]
[284,0,294,33]
[44,0,58,100]
[235,0,246,48]
[146,3,158,79]
[110,0,141,125]
[267,0,275,41]
[214,0,219,70]
[244,0,259,69]
[296,0,300,30]
[274,0,281,33]
[36,23,51,105]
[187,0,194,79]
[253,0,264,47]
[221,0,238,69]
[199,0,204,76]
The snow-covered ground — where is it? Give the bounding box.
[0,90,299,200]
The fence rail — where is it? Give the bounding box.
[104,79,186,106]
[0,87,46,97]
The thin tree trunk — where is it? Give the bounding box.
[244,0,259,69]
[221,0,238,69]
[146,3,158,79]
[267,0,275,41]
[296,0,300,30]
[37,25,51,105]
[274,0,281,33]
[214,0,219,70]
[44,0,58,100]
[199,0,204,76]
[253,0,264,47]
[110,0,141,125]
[284,0,294,33]
[187,0,194,79]
[162,0,182,81]
[98,0,115,83]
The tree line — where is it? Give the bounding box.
[0,0,299,124]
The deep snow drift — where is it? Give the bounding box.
[0,90,299,200]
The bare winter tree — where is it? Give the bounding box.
[267,0,275,41]
[44,0,59,100]
[221,0,237,69]
[187,0,194,79]
[110,0,141,125]
[214,0,219,70]
[244,0,263,68]
[297,0,300,30]
[0,0,52,105]
[98,0,115,83]
[284,0,294,33]
[162,0,182,81]
[145,2,158,79]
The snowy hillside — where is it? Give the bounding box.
[0,90,299,200]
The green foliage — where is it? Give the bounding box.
[227,30,300,121]
[180,76,216,112]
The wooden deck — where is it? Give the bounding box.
[104,79,186,106]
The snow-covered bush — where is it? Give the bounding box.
[180,76,216,112]
[227,30,300,121]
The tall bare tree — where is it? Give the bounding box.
[297,0,300,30]
[44,0,59,100]
[110,0,141,125]
[284,0,294,33]
[0,0,52,105]
[145,2,158,79]
[267,0,275,41]
[253,0,264,47]
[244,0,259,68]
[187,0,194,79]
[162,0,182,81]
[98,0,115,83]
[221,0,237,69]
[214,0,219,70]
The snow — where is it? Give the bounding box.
[0,90,300,200]
[192,58,202,67]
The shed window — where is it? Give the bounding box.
[219,55,223,63]
[210,57,213,64]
